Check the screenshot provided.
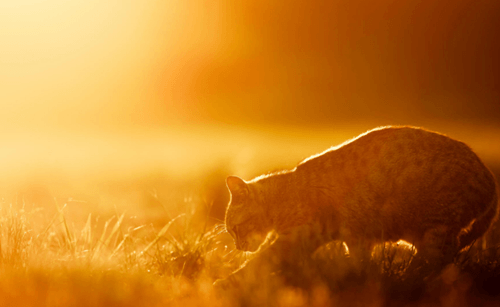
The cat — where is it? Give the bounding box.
[214,126,499,288]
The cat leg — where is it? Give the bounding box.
[404,225,459,278]
[214,224,325,290]
[343,236,375,273]
[344,238,374,261]
[213,237,304,290]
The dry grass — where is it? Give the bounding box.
[1,123,499,306]
[0,186,499,307]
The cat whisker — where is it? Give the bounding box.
[212,224,228,234]
[210,217,225,223]
[214,229,228,236]
[224,248,244,263]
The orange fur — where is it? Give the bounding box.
[219,126,499,286]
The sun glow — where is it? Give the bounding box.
[0,0,499,305]
[0,0,193,132]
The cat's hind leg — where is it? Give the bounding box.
[404,225,460,278]
[343,236,376,274]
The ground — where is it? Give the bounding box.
[1,123,499,306]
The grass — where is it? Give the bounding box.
[0,190,499,307]
[0,194,246,307]
[0,124,498,306]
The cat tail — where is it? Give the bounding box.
[457,182,499,252]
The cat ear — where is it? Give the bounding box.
[226,176,249,197]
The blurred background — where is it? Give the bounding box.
[1,0,499,226]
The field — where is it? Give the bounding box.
[3,0,500,305]
[1,123,500,307]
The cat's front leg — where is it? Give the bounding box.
[213,237,295,290]
[213,225,324,290]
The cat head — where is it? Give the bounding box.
[224,176,272,252]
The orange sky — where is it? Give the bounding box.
[1,0,499,133]
[0,0,499,210]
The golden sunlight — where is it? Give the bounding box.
[0,0,499,306]
[0,0,203,131]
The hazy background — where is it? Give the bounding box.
[1,0,499,223]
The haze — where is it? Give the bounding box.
[1,0,499,198]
